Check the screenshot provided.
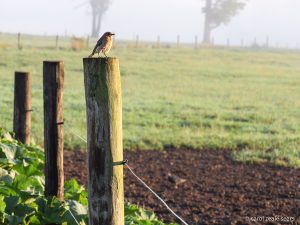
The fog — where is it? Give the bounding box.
[1,0,300,46]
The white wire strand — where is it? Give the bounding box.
[67,209,80,225]
[125,163,190,225]
[64,124,87,143]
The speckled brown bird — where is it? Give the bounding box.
[88,32,115,58]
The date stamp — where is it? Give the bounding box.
[245,215,295,223]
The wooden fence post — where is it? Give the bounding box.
[265,36,269,48]
[83,57,124,225]
[253,37,257,47]
[194,35,198,49]
[13,72,31,144]
[157,35,160,48]
[17,32,22,50]
[86,35,90,49]
[55,35,59,49]
[227,38,230,48]
[43,61,64,201]
[135,35,139,48]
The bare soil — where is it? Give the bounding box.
[64,149,300,225]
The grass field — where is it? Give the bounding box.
[0,33,300,168]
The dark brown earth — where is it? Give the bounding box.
[64,149,300,225]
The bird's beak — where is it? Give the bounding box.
[111,33,115,36]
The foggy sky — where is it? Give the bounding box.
[1,0,300,46]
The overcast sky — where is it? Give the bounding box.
[1,0,300,46]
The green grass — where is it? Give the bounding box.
[0,33,300,168]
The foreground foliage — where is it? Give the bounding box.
[0,128,176,225]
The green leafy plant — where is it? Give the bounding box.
[0,128,176,225]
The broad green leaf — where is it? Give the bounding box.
[4,196,20,214]
[0,195,6,213]
[0,143,17,161]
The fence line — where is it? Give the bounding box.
[6,32,300,51]
[10,58,191,224]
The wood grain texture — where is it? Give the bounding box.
[43,61,64,202]
[13,72,31,144]
[83,57,124,225]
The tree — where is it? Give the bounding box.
[202,0,247,44]
[90,0,111,38]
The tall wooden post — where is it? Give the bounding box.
[43,61,64,201]
[13,72,31,144]
[83,57,124,225]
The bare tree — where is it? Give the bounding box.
[202,0,247,44]
[90,0,111,38]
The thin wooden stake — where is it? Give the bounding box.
[17,32,22,50]
[55,35,59,49]
[157,35,160,48]
[83,57,124,225]
[43,61,64,201]
[13,72,31,144]
[135,35,139,48]
[194,35,198,49]
[86,35,90,49]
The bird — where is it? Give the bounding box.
[88,32,115,58]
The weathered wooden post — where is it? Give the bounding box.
[43,61,64,202]
[194,35,198,49]
[227,38,230,48]
[83,57,124,225]
[13,72,31,144]
[265,36,269,48]
[135,35,139,48]
[157,35,160,48]
[17,32,22,50]
[86,35,90,49]
[55,35,59,49]
[211,37,214,46]
[253,37,257,47]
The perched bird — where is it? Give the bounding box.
[88,32,115,58]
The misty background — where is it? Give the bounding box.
[1,0,300,47]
